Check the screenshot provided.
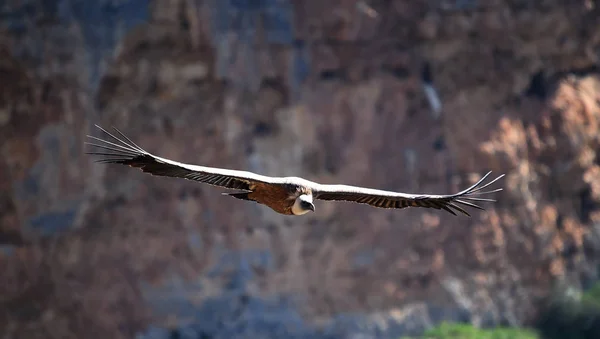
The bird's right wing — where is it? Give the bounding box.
[313,172,504,216]
[85,125,278,191]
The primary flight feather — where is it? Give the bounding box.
[86,125,504,216]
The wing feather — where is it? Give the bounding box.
[313,172,504,216]
[85,125,278,190]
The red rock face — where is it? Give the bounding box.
[1,1,600,338]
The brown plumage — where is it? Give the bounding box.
[245,183,302,215]
[85,125,504,217]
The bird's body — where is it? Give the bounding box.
[86,125,504,217]
[229,180,313,215]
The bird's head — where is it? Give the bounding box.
[292,194,315,215]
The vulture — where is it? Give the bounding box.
[86,125,504,216]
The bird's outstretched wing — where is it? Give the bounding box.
[313,172,504,216]
[85,125,277,190]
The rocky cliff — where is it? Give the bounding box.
[1,0,600,338]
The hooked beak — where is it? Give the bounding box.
[308,203,315,212]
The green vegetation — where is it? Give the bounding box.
[401,322,539,339]
[581,282,600,308]
[401,281,600,339]
[535,282,600,339]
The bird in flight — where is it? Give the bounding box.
[86,125,504,217]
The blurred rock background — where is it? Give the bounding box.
[1,0,599,338]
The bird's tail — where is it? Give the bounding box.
[221,191,253,201]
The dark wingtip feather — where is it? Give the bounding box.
[444,171,505,216]
[441,205,458,216]
[447,202,471,216]
[85,125,149,165]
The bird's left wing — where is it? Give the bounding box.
[312,172,504,216]
[85,125,279,191]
